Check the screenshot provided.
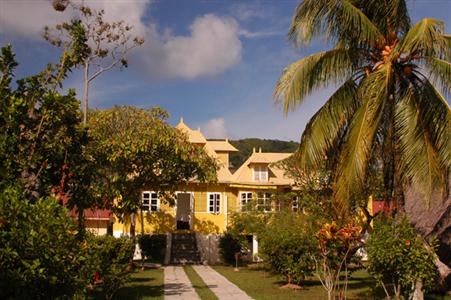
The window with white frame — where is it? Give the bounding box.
[253,165,268,182]
[142,191,160,212]
[292,195,299,212]
[240,192,253,211]
[207,192,221,213]
[256,192,272,212]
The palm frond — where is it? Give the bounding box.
[396,18,449,60]
[289,0,382,47]
[274,49,355,113]
[417,81,451,168]
[296,80,359,171]
[364,0,410,36]
[424,57,451,97]
[334,64,392,214]
[395,83,450,206]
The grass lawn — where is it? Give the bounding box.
[213,265,451,300]
[184,265,219,300]
[91,267,164,300]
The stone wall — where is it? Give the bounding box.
[195,233,223,265]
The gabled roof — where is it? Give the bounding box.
[176,117,207,144]
[202,142,233,182]
[232,149,293,186]
[207,140,239,152]
[246,152,291,165]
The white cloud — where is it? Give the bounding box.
[139,14,242,79]
[201,118,228,139]
[239,29,285,39]
[0,1,242,80]
[0,0,149,38]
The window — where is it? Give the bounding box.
[292,196,299,212]
[240,192,253,211]
[142,191,160,212]
[207,193,221,213]
[256,192,272,212]
[253,165,268,182]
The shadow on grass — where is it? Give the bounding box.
[114,284,164,300]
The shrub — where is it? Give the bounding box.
[219,232,244,265]
[87,235,135,300]
[138,234,167,263]
[258,211,316,285]
[0,187,92,299]
[366,216,438,299]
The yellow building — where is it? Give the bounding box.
[112,118,296,238]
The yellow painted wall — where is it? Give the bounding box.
[113,183,238,235]
[216,152,229,168]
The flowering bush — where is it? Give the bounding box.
[366,216,437,299]
[314,222,363,300]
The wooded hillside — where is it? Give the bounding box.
[228,138,298,170]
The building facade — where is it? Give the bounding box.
[112,118,297,238]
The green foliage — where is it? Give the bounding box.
[0,186,93,299]
[366,216,438,298]
[218,232,245,265]
[86,235,135,300]
[87,106,217,236]
[258,211,317,284]
[229,209,317,284]
[0,44,88,199]
[229,138,298,169]
[137,234,167,263]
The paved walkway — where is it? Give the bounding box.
[164,266,200,300]
[192,265,253,300]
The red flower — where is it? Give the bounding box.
[405,240,411,247]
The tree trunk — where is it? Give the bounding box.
[130,212,136,239]
[77,206,85,235]
[411,280,424,300]
[83,62,89,125]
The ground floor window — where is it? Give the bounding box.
[240,192,253,211]
[142,191,160,212]
[256,192,272,212]
[207,192,221,213]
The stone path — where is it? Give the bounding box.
[164,266,200,300]
[192,265,254,300]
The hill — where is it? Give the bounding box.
[228,138,298,170]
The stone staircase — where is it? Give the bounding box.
[170,233,201,264]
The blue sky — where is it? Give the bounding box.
[0,0,449,141]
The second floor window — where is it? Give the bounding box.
[208,192,221,213]
[240,192,253,211]
[142,191,160,212]
[253,166,268,182]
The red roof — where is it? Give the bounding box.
[69,208,113,220]
[373,200,396,215]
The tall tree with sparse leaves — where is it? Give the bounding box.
[275,0,450,220]
[45,1,144,125]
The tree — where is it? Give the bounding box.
[45,1,144,124]
[87,106,217,238]
[0,186,94,299]
[274,0,450,219]
[0,45,88,202]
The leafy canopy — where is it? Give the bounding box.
[87,106,217,218]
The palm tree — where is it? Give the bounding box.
[275,0,450,219]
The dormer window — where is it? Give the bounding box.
[253,165,268,182]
